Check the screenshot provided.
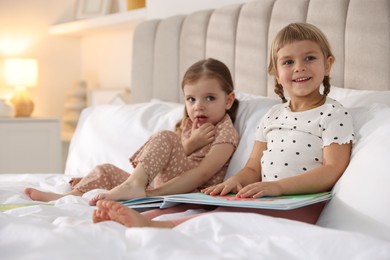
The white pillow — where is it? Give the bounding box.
[327,86,390,107]
[65,102,184,176]
[225,96,279,179]
[317,104,390,241]
[65,94,279,179]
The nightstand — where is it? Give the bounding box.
[0,118,62,173]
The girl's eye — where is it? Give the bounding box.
[186,97,195,103]
[206,96,215,101]
[282,59,294,66]
[305,55,316,61]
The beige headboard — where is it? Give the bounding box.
[131,0,390,103]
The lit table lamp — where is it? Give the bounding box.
[3,58,38,117]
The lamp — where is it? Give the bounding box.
[3,58,38,117]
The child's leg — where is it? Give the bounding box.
[93,202,326,229]
[141,204,214,219]
[212,202,327,224]
[92,201,326,230]
[93,201,203,228]
[25,164,129,202]
[24,188,83,202]
[69,177,82,187]
[73,164,130,193]
[130,130,197,189]
[89,164,149,205]
[90,131,195,205]
[165,202,326,226]
[93,200,174,228]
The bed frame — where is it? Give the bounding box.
[130,0,389,103]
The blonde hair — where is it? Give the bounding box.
[268,23,335,102]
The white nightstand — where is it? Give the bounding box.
[0,118,62,173]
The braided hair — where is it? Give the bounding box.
[268,23,334,102]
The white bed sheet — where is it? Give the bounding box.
[1,173,389,260]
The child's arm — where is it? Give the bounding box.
[237,142,352,198]
[182,121,216,155]
[145,142,235,197]
[202,141,267,195]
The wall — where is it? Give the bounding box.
[0,0,250,119]
[0,0,251,171]
[0,0,80,118]
[81,0,251,96]
[147,0,250,19]
[81,28,135,94]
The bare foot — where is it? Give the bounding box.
[91,203,111,223]
[89,193,113,206]
[89,182,146,205]
[93,200,175,228]
[24,187,64,202]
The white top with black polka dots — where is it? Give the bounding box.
[255,97,354,182]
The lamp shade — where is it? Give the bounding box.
[3,58,38,117]
[3,58,38,88]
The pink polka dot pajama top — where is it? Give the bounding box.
[72,114,239,193]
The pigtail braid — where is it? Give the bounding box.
[322,75,331,96]
[274,82,287,103]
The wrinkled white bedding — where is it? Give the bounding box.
[1,173,389,260]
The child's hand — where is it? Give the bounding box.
[201,177,243,196]
[68,177,82,188]
[236,181,283,198]
[189,118,216,149]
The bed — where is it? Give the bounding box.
[1,0,390,258]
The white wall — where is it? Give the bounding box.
[0,0,80,118]
[0,0,251,118]
[81,0,251,95]
[81,29,134,93]
[0,0,252,171]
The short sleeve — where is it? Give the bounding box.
[255,116,267,142]
[255,105,277,142]
[213,115,239,148]
[320,107,355,147]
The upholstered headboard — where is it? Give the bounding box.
[130,0,390,103]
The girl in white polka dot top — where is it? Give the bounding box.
[25,58,239,204]
[90,23,355,229]
[202,23,355,221]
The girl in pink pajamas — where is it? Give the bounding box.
[25,58,240,205]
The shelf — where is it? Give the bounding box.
[50,8,146,36]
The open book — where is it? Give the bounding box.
[121,192,332,211]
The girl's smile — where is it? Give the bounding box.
[276,40,333,111]
[293,77,311,83]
